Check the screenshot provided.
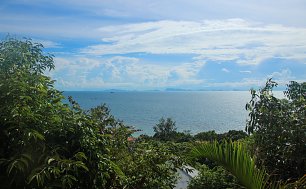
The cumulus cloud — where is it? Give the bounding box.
[81,19,306,65]
[50,56,205,90]
[48,55,305,90]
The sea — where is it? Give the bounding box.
[63,91,283,135]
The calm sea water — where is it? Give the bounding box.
[63,91,283,135]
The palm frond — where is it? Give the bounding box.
[191,141,268,189]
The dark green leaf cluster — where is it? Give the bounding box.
[194,130,248,142]
[194,130,218,141]
[246,79,306,181]
[188,165,242,189]
[116,141,180,189]
[153,117,177,141]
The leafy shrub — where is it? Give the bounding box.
[188,165,242,189]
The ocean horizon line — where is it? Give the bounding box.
[61,88,286,92]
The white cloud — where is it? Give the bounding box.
[207,78,265,88]
[205,69,304,88]
[50,56,205,90]
[3,1,305,90]
[81,19,306,65]
[33,39,61,48]
[9,0,306,26]
[268,69,295,85]
[222,68,230,73]
[48,55,305,90]
[240,70,252,73]
[2,0,306,41]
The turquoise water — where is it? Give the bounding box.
[63,91,272,135]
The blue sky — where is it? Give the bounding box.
[1,0,306,90]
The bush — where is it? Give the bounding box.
[188,165,242,189]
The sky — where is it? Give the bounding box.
[1,0,306,91]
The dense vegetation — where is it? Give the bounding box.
[0,38,182,189]
[0,37,305,188]
[246,79,306,180]
[187,164,241,189]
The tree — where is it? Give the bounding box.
[153,117,177,141]
[246,79,306,180]
[0,37,116,188]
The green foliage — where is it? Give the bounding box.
[194,130,218,141]
[153,117,193,142]
[219,130,248,141]
[191,141,306,189]
[192,141,268,189]
[0,37,119,188]
[0,37,180,189]
[97,113,181,189]
[188,165,242,189]
[153,117,177,141]
[194,130,247,142]
[246,79,306,180]
[172,130,194,142]
[118,141,180,189]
